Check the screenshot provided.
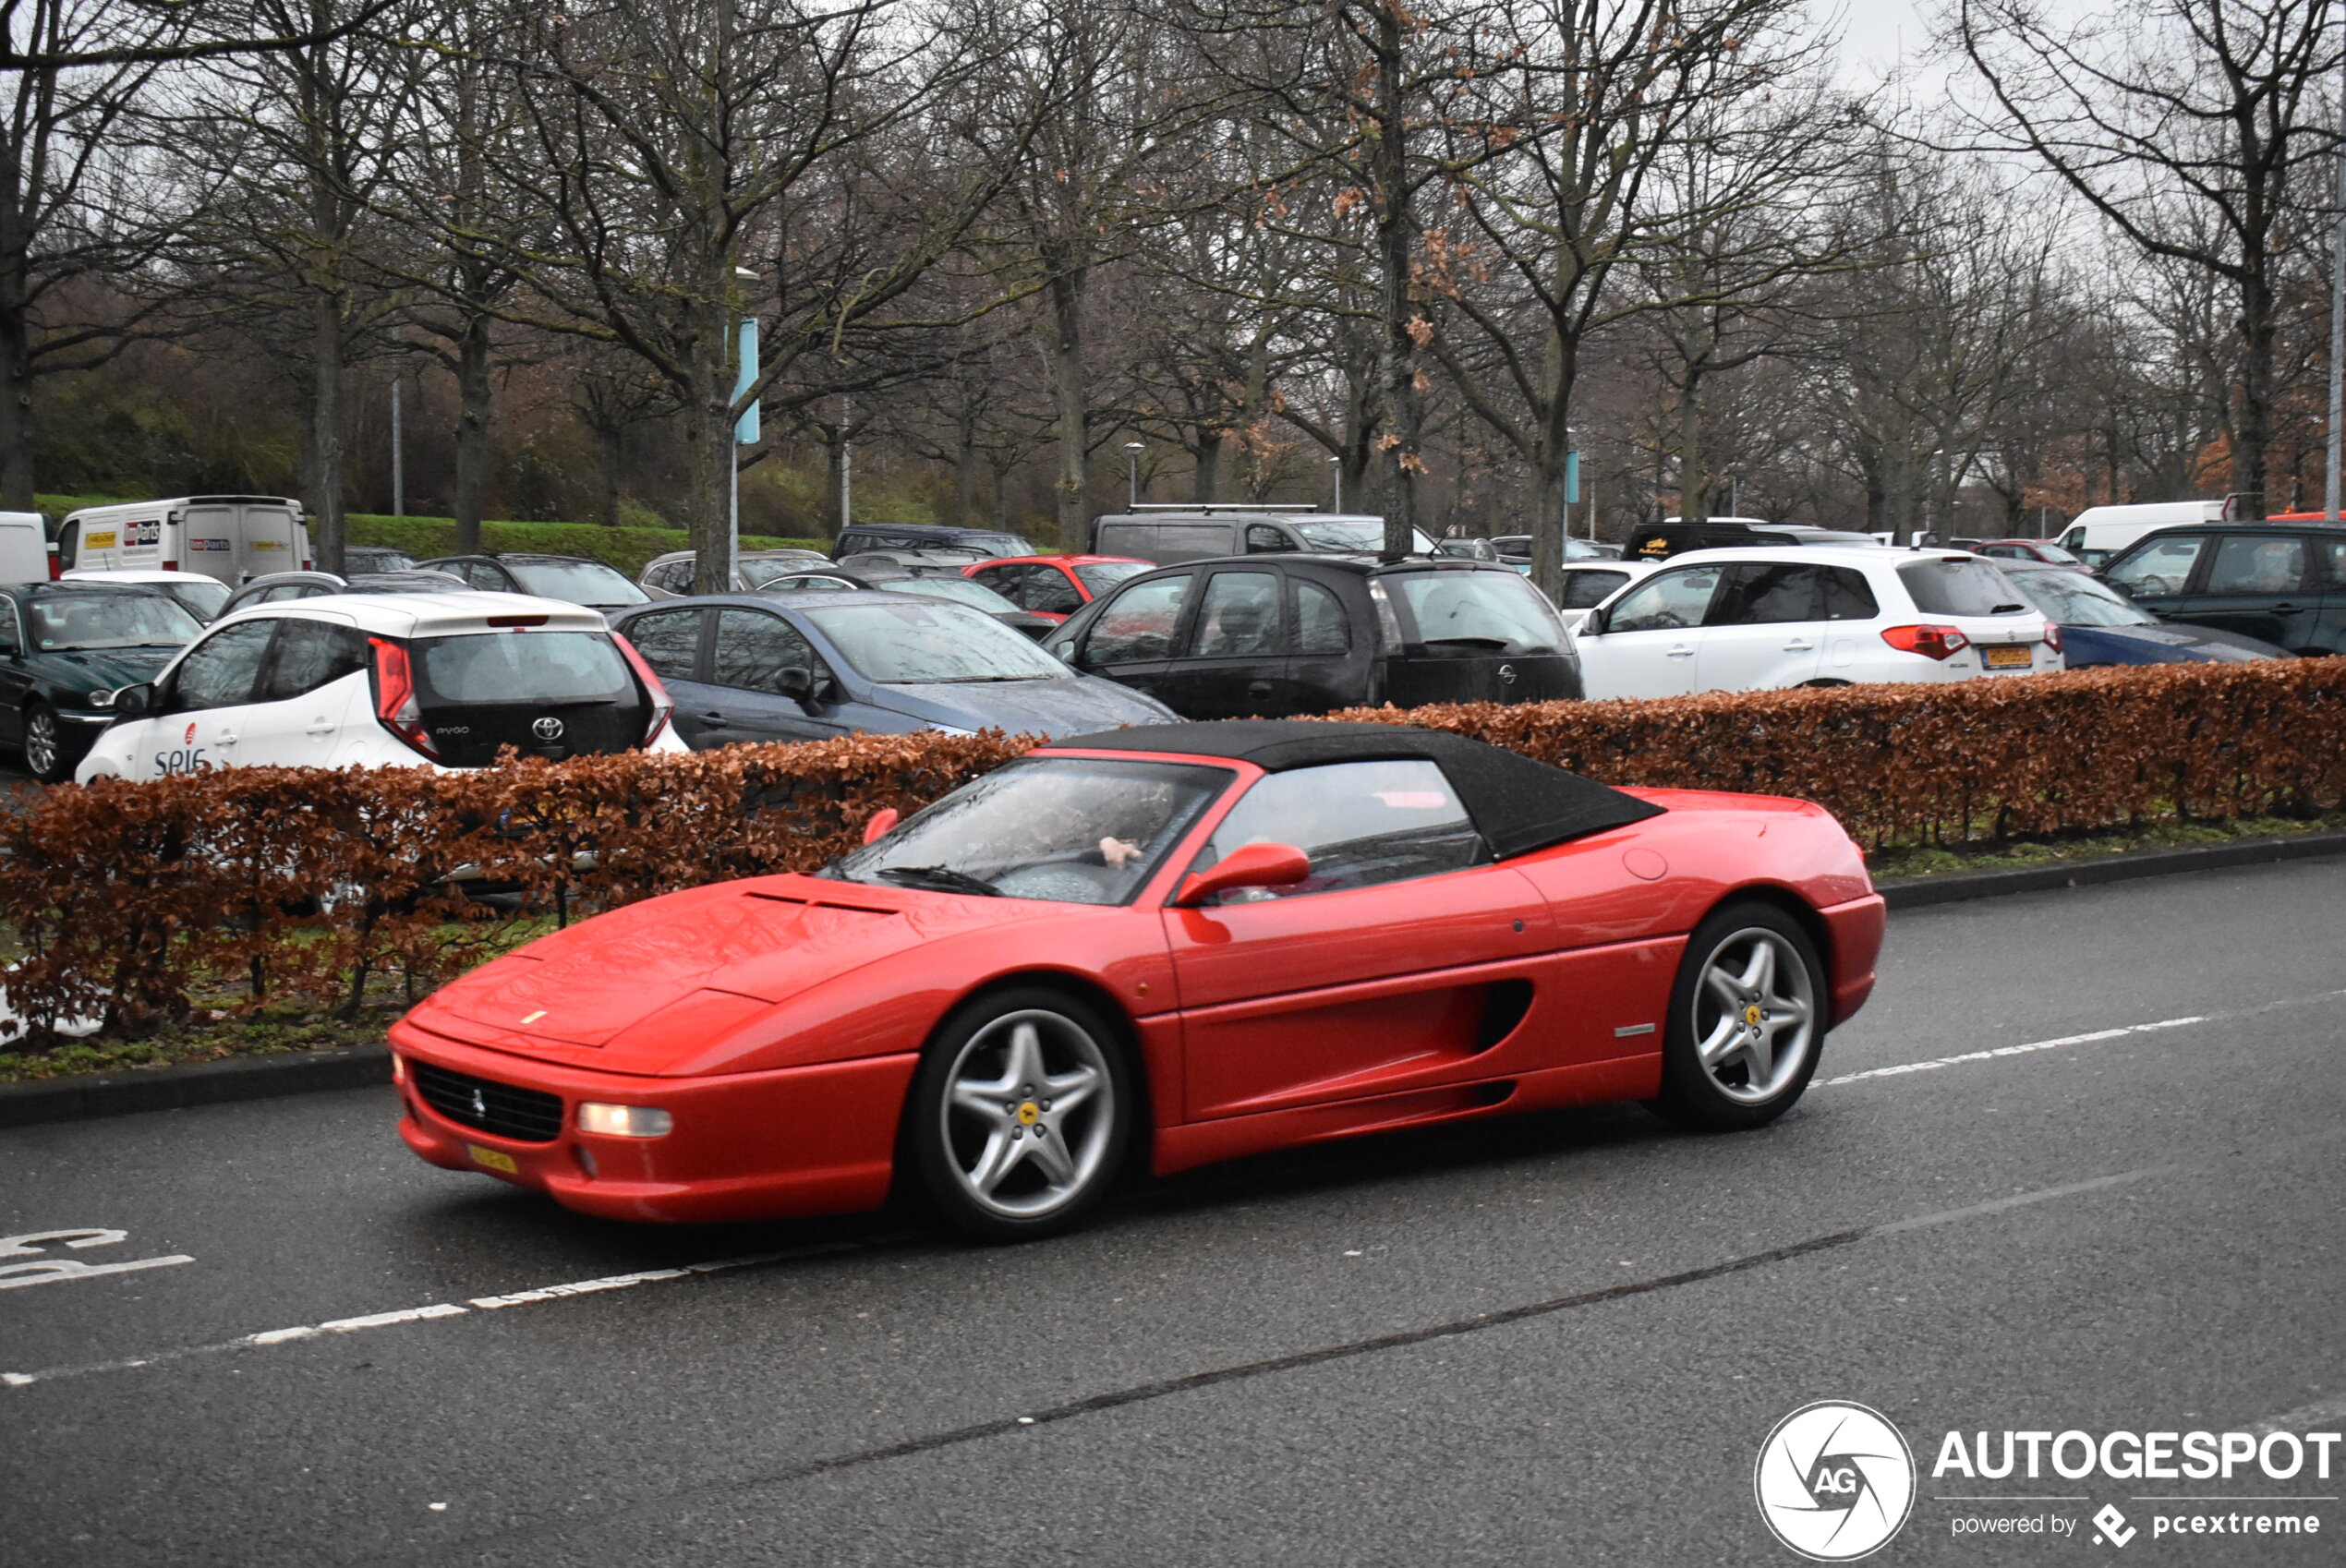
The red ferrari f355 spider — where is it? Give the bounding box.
[391,720,1884,1239]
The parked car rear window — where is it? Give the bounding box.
[1291,519,1439,554]
[874,575,1021,615]
[1073,561,1149,596]
[802,599,1067,683]
[1388,571,1566,652]
[30,591,201,650]
[415,631,636,704]
[1897,558,2028,617]
[503,560,650,608]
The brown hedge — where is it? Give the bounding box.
[3,661,2340,1043]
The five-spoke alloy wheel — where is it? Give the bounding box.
[1651,901,1826,1130]
[22,703,72,785]
[909,986,1132,1240]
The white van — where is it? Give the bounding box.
[0,511,46,584]
[57,496,311,586]
[2054,501,2223,570]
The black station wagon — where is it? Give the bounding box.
[1042,555,1582,718]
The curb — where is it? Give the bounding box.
[0,1042,390,1131]
[6,829,2344,1131]
[1877,828,2346,910]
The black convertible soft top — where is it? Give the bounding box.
[1049,719,1664,861]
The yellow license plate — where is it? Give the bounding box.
[467,1143,518,1174]
[1984,645,2033,669]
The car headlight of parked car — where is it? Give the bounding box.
[84,687,117,707]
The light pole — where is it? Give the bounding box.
[2328,50,2344,521]
[1329,453,1341,513]
[1123,440,1143,508]
[389,364,404,518]
[728,266,759,589]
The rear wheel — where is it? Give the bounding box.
[1651,901,1826,1131]
[21,702,78,784]
[907,986,1133,1241]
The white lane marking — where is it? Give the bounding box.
[0,1241,868,1389]
[0,1227,194,1291]
[2252,1392,2346,1436]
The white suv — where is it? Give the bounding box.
[77,592,685,782]
[1574,547,2062,700]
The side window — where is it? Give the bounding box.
[1197,759,1485,902]
[1190,571,1283,657]
[1081,573,1193,666]
[1245,525,1288,554]
[1603,566,1721,633]
[648,560,692,594]
[972,564,1022,602]
[0,600,19,655]
[467,561,510,591]
[623,608,705,682]
[712,609,820,695]
[1294,579,1349,655]
[1558,571,1627,610]
[258,619,368,703]
[2106,535,2206,597]
[2322,538,2346,585]
[2204,535,2307,595]
[166,620,276,712]
[1819,568,1880,621]
[1024,568,1082,615]
[1709,563,1825,626]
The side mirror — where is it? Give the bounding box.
[1581,607,1609,636]
[1175,841,1312,906]
[775,666,816,702]
[112,682,154,718]
[862,806,900,846]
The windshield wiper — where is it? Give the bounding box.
[1421,636,1513,649]
[877,864,1002,897]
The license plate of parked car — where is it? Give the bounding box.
[1984,645,2033,669]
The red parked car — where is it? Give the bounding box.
[962,553,1154,622]
[390,721,1885,1239]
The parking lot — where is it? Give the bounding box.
[4,856,2340,1566]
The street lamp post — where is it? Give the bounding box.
[2329,53,2345,522]
[1329,453,1341,513]
[728,267,759,589]
[1124,440,1143,509]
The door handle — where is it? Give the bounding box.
[1782,640,1816,652]
[216,733,238,744]
[1665,645,1695,657]
[305,721,335,736]
[696,711,728,725]
[1245,681,1274,695]
[2272,603,2304,613]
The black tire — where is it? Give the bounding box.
[1650,900,1828,1131]
[21,702,79,785]
[906,985,1135,1242]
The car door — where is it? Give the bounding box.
[2314,536,2346,655]
[234,614,370,767]
[2101,532,2207,621]
[619,607,715,744]
[0,597,31,744]
[1286,575,1365,713]
[135,618,277,778]
[2166,533,2315,650]
[1572,562,1725,699]
[1069,572,1196,704]
[1691,562,1830,692]
[1160,568,1288,718]
[1164,759,1556,1121]
[706,607,849,742]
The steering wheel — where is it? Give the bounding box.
[2132,574,2172,597]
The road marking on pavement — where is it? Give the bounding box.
[0,1227,193,1292]
[1820,987,2346,1089]
[2253,1391,2346,1436]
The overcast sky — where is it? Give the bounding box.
[1836,0,1933,86]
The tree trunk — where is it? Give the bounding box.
[1677,380,1707,525]
[1370,2,1421,561]
[597,423,622,527]
[1195,431,1223,503]
[954,404,977,526]
[452,313,491,553]
[823,424,847,537]
[0,271,33,513]
[307,291,345,575]
[1048,270,1087,540]
[2234,268,2273,516]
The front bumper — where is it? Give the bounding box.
[389,1018,918,1224]
[1818,893,1886,1027]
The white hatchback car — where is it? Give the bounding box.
[77,592,686,782]
[1574,547,2062,700]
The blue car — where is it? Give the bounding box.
[610,590,1177,746]
[1998,561,2289,666]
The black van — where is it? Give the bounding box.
[830,522,1035,560]
[1044,555,1581,718]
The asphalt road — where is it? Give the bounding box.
[3,858,2341,1567]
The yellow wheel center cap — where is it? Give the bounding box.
[1017,1102,1040,1126]
[1743,1004,1764,1027]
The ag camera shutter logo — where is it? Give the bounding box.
[1755,1401,1917,1561]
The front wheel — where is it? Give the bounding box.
[907,986,1134,1241]
[21,702,78,784]
[1650,902,1827,1131]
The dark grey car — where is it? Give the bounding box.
[610,591,1177,746]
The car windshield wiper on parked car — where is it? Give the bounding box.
[1421,635,1513,649]
[877,865,1003,897]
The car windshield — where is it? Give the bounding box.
[356,549,417,572]
[29,591,202,650]
[1073,560,1152,595]
[163,580,232,620]
[2007,569,2156,627]
[821,755,1228,905]
[1387,570,1568,653]
[505,560,650,608]
[875,576,1021,614]
[801,599,1070,682]
[737,557,826,587]
[1898,558,2030,617]
[1289,518,1440,555]
[954,533,1034,558]
[2031,542,2083,564]
[415,631,635,703]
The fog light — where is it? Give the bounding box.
[577,1103,672,1139]
[389,1052,405,1084]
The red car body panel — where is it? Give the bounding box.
[389,747,1884,1222]
[959,553,1150,623]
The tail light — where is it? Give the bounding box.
[162,560,178,571]
[611,633,673,748]
[2041,624,2063,656]
[301,559,313,571]
[369,636,439,759]
[1880,623,1970,660]
[45,545,59,580]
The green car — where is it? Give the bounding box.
[0,582,205,782]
